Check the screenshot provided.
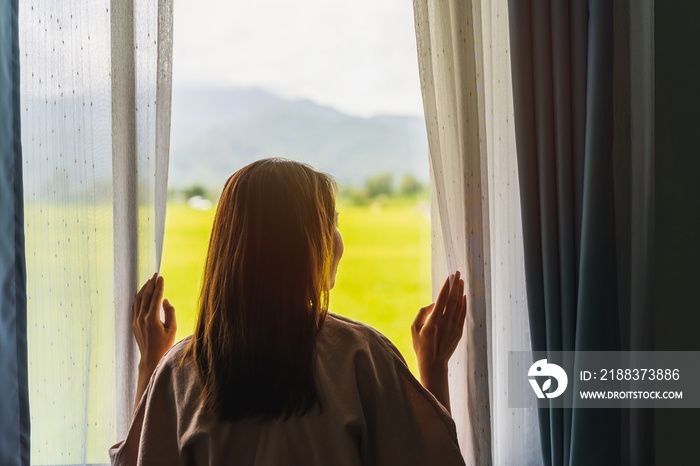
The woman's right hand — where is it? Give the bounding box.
[132,273,177,372]
[130,273,177,416]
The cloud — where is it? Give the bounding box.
[172,0,424,117]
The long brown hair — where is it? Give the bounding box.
[182,158,337,421]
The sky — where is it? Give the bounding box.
[172,0,425,117]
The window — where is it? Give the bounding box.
[20,1,431,463]
[161,0,430,374]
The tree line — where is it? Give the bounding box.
[170,172,428,206]
[341,172,428,205]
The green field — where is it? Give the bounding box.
[160,198,432,375]
[22,197,431,463]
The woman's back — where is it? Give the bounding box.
[110,314,465,465]
[113,160,468,465]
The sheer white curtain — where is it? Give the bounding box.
[19,0,172,463]
[414,0,540,464]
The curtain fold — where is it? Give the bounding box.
[507,0,652,464]
[627,0,654,463]
[414,0,540,463]
[19,0,172,463]
[414,0,492,462]
[480,1,542,463]
[0,1,30,464]
[111,0,174,439]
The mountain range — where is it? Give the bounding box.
[168,87,430,190]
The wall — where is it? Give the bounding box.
[654,0,700,463]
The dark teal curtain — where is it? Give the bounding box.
[0,0,29,465]
[508,1,621,465]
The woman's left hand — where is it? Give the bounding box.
[132,273,177,372]
[411,270,466,413]
[412,271,467,375]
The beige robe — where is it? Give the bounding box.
[109,313,466,465]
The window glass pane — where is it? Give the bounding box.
[161,0,430,374]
